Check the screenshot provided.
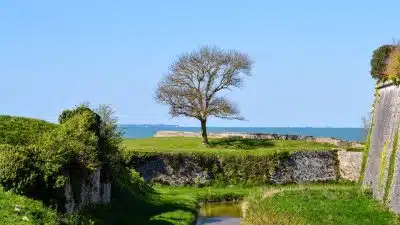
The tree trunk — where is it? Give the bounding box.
[200,119,209,145]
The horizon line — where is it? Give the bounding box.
[117,124,363,129]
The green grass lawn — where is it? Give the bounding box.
[0,187,57,225]
[123,137,339,155]
[242,185,400,225]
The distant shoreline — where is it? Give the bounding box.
[118,124,363,129]
[118,125,364,142]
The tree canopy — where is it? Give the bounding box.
[156,46,253,144]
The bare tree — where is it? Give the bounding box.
[362,112,372,141]
[155,46,253,145]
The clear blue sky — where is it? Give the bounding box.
[1,1,399,127]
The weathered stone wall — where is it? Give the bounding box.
[363,82,400,213]
[129,150,361,186]
[64,168,111,213]
[338,151,362,182]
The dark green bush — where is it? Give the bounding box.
[0,115,56,146]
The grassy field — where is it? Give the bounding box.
[0,187,57,225]
[242,185,400,225]
[123,137,340,155]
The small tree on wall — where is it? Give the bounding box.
[385,43,400,84]
[155,46,253,145]
[370,45,394,81]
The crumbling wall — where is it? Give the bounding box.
[64,168,111,214]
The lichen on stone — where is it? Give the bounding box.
[379,142,388,191]
[383,123,400,203]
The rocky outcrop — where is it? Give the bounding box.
[64,168,111,214]
[154,131,363,148]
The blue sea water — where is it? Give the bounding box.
[119,125,364,142]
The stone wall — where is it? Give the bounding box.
[362,82,400,213]
[64,168,111,214]
[129,150,362,186]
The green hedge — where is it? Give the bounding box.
[0,115,56,146]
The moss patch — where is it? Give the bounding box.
[379,142,388,191]
[384,123,400,203]
[360,88,379,184]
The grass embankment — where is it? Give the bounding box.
[123,137,340,155]
[0,115,56,146]
[0,187,57,225]
[79,170,254,225]
[243,184,400,225]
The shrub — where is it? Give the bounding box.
[39,111,100,187]
[0,104,123,213]
[0,115,56,146]
[0,144,42,194]
[385,45,400,84]
[370,45,394,81]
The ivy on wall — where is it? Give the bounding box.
[359,88,380,184]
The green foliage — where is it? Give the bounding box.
[384,123,400,203]
[0,115,56,146]
[243,185,400,225]
[0,145,42,194]
[0,104,123,214]
[371,45,394,81]
[39,112,100,187]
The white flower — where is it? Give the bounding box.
[22,216,29,221]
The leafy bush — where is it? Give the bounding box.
[385,45,400,84]
[0,115,56,146]
[0,104,123,212]
[39,111,100,187]
[370,45,394,81]
[0,144,42,194]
